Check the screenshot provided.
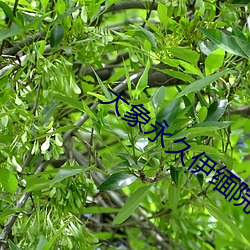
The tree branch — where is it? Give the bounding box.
[102,2,158,14]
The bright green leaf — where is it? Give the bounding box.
[205,49,225,75]
[168,47,200,65]
[168,183,180,210]
[134,59,151,98]
[0,168,18,194]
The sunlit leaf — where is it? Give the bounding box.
[98,172,137,190]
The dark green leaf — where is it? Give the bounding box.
[50,24,64,47]
[232,0,250,4]
[205,99,228,122]
[195,173,204,187]
[113,185,151,224]
[156,98,179,127]
[200,28,247,58]
[0,2,14,21]
[170,166,180,186]
[98,172,137,191]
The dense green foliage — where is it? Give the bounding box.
[1,0,250,249]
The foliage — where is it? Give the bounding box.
[1,0,250,249]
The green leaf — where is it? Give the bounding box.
[168,47,200,65]
[157,1,168,24]
[137,27,157,48]
[80,206,120,214]
[24,177,51,192]
[203,201,250,248]
[36,235,48,250]
[50,24,64,47]
[51,166,86,186]
[0,209,23,223]
[53,92,84,112]
[134,59,150,98]
[112,185,151,224]
[200,28,247,58]
[176,69,231,98]
[195,173,204,187]
[0,2,14,21]
[156,68,195,83]
[151,86,166,111]
[168,182,180,210]
[42,223,69,250]
[205,99,228,122]
[41,101,60,125]
[98,172,137,191]
[156,98,179,126]
[0,26,23,42]
[193,121,231,129]
[9,241,21,250]
[189,144,233,170]
[170,126,220,140]
[0,168,18,194]
[234,36,250,58]
[205,49,225,75]
[170,166,180,186]
[40,0,49,9]
[198,106,208,122]
[93,70,112,100]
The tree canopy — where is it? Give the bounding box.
[1,0,250,249]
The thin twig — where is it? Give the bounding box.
[141,0,156,28]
